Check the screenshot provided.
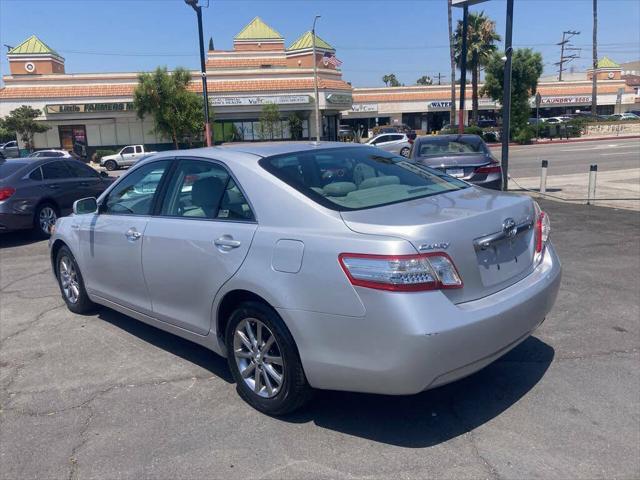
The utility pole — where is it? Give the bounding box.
[184,0,211,147]
[312,15,322,142]
[435,72,445,85]
[458,5,469,133]
[501,0,514,191]
[591,0,598,115]
[555,30,581,81]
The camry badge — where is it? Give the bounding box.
[419,242,450,251]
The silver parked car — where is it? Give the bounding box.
[366,133,413,157]
[49,143,561,415]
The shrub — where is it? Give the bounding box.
[463,125,484,136]
[94,149,116,161]
[483,130,499,143]
[514,126,535,145]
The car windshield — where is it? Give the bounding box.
[415,137,484,157]
[259,146,468,211]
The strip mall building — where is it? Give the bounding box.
[0,17,636,155]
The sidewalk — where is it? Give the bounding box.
[510,168,640,211]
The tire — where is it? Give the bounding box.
[400,147,410,157]
[104,159,117,171]
[55,245,96,314]
[34,203,58,238]
[225,301,312,415]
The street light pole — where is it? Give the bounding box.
[501,0,514,191]
[185,0,211,147]
[312,15,322,142]
[458,5,468,134]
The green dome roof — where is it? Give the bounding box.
[288,31,334,51]
[235,17,282,40]
[8,35,60,56]
[597,56,620,69]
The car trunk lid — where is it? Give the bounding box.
[340,187,536,304]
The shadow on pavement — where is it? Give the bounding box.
[283,336,554,448]
[0,231,44,248]
[97,308,234,384]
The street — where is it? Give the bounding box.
[1,198,638,479]
[492,137,640,177]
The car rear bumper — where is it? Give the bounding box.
[0,212,33,232]
[279,242,561,395]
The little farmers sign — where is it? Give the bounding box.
[45,102,135,114]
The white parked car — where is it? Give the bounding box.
[543,116,572,124]
[607,113,640,121]
[366,133,413,157]
[100,145,156,171]
[27,149,74,158]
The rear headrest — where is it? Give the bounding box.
[323,182,357,197]
[358,175,400,190]
[192,176,224,210]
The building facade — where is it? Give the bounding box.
[0,18,352,155]
[0,22,637,154]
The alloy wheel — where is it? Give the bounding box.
[233,318,284,398]
[59,255,80,304]
[39,206,57,234]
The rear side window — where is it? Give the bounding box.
[135,146,143,153]
[0,163,26,179]
[64,161,98,178]
[41,161,71,179]
[160,159,254,221]
[260,146,468,211]
[29,167,43,181]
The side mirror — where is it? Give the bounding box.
[99,171,109,178]
[73,197,98,215]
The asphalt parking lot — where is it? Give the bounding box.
[1,199,638,479]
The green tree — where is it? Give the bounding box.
[257,103,282,140]
[382,73,401,87]
[288,112,303,140]
[416,75,433,85]
[133,66,205,149]
[483,48,544,136]
[208,37,214,51]
[454,11,501,124]
[1,106,50,152]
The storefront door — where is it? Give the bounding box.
[58,125,87,157]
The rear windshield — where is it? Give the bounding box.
[0,162,25,179]
[259,146,468,211]
[416,137,485,157]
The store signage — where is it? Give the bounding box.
[350,103,378,113]
[540,96,592,105]
[429,101,453,109]
[326,93,353,105]
[210,95,310,106]
[45,102,135,114]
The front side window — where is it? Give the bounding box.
[41,161,71,179]
[121,147,134,155]
[260,146,468,211]
[160,159,254,221]
[104,161,169,215]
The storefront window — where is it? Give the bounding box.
[213,117,309,142]
[58,125,87,157]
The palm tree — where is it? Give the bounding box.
[447,0,456,127]
[454,12,501,124]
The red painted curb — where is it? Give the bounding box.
[487,135,640,147]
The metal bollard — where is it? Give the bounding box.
[587,164,597,205]
[540,160,548,194]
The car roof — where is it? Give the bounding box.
[416,134,482,142]
[142,141,369,165]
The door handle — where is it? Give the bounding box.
[125,228,142,241]
[48,184,60,189]
[214,235,241,250]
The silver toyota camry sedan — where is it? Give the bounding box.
[49,142,561,415]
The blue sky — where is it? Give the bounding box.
[1,0,638,87]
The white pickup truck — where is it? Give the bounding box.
[100,145,156,171]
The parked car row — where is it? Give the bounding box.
[0,157,113,236]
[0,141,19,159]
[48,141,561,415]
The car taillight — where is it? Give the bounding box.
[338,252,463,291]
[475,163,502,174]
[0,187,16,201]
[535,210,551,253]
